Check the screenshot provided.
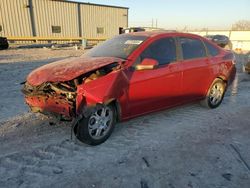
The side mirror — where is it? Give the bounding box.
[135,58,159,71]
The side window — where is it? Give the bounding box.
[204,41,219,56]
[140,37,177,65]
[180,37,206,60]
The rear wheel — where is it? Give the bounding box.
[75,104,116,145]
[201,78,226,108]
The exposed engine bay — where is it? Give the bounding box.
[22,62,120,120]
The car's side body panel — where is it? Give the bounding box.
[179,57,212,101]
[127,62,182,118]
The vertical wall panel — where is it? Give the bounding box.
[32,0,79,37]
[0,2,3,37]
[0,0,33,37]
[80,4,128,38]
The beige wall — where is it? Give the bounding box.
[0,0,33,37]
[188,30,250,51]
[80,4,128,38]
[0,0,128,39]
[32,0,79,37]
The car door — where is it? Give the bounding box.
[127,37,182,117]
[178,37,212,101]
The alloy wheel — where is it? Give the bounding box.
[88,106,113,140]
[209,82,224,106]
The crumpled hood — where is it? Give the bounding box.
[27,56,124,86]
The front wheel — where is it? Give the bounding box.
[201,78,226,108]
[75,105,116,145]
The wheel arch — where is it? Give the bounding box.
[201,77,226,108]
[106,99,122,123]
[216,75,228,90]
[216,75,227,84]
[204,76,227,99]
[73,99,121,137]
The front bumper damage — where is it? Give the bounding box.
[22,81,76,120]
[21,62,122,121]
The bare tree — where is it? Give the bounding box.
[232,20,250,30]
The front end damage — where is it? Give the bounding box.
[22,62,122,121]
[22,81,76,120]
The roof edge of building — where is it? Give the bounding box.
[53,0,129,9]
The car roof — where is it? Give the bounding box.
[123,31,204,39]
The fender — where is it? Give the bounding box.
[75,70,130,119]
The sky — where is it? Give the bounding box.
[72,0,250,30]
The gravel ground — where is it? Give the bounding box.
[0,48,83,121]
[0,48,249,188]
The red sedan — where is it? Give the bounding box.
[22,32,236,145]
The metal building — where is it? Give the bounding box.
[0,0,128,41]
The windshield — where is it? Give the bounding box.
[85,35,148,59]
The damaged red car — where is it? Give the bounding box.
[22,32,236,145]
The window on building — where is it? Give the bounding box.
[204,41,219,56]
[180,37,206,60]
[97,27,104,34]
[0,25,2,32]
[52,26,61,33]
[140,37,177,65]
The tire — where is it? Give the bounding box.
[4,43,9,49]
[0,43,8,50]
[75,104,116,145]
[201,78,226,109]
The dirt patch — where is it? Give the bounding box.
[0,51,250,187]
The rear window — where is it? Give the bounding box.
[180,37,207,60]
[204,41,219,56]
